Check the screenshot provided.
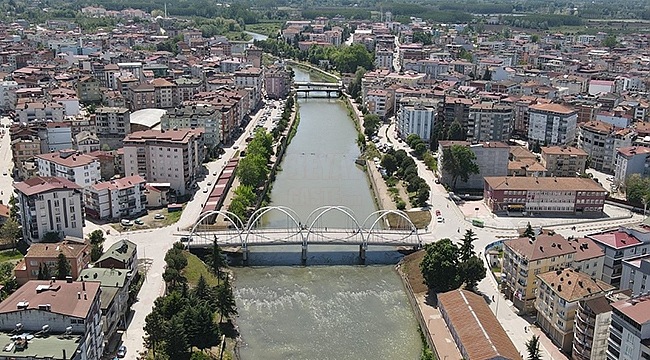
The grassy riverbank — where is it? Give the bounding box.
[287,60,340,83]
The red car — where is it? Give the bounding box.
[435,209,441,216]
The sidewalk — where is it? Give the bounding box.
[415,293,463,360]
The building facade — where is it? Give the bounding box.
[528,103,578,146]
[397,97,437,142]
[578,121,634,173]
[123,129,204,196]
[541,146,588,177]
[14,177,84,243]
[439,141,509,189]
[467,102,513,142]
[608,295,650,360]
[84,175,147,220]
[36,149,101,188]
[160,105,221,147]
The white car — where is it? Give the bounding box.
[154,214,165,220]
[120,219,133,226]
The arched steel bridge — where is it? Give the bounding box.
[293,81,343,98]
[185,206,422,262]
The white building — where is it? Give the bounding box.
[609,295,650,360]
[528,103,577,146]
[0,80,18,110]
[614,146,650,187]
[578,120,635,173]
[123,129,204,196]
[234,67,263,111]
[397,97,437,142]
[42,122,73,152]
[84,175,147,220]
[0,280,103,360]
[36,149,101,187]
[16,101,65,123]
[94,107,131,139]
[621,253,650,296]
[14,176,84,242]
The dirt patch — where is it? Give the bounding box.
[400,250,428,294]
[387,210,431,229]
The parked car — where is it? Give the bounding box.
[120,219,133,226]
[180,236,191,243]
[437,216,444,223]
[134,219,144,225]
[117,345,126,358]
[435,209,441,216]
[154,214,165,220]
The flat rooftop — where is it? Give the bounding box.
[130,108,166,128]
[0,332,81,358]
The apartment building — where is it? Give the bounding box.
[366,89,393,119]
[621,254,650,296]
[439,141,509,189]
[588,226,650,288]
[14,176,84,243]
[535,268,614,352]
[264,66,291,100]
[161,105,221,147]
[174,77,204,102]
[578,120,634,173]
[36,149,101,187]
[502,234,577,313]
[484,176,607,214]
[374,48,394,70]
[608,295,650,360]
[528,103,578,146]
[467,102,513,142]
[0,280,103,360]
[76,75,102,103]
[15,101,65,123]
[614,146,650,187]
[573,291,631,360]
[397,97,437,142]
[84,175,147,220]
[94,107,131,140]
[75,131,100,154]
[14,240,91,286]
[541,146,588,177]
[95,239,138,274]
[151,78,177,108]
[123,129,204,196]
[234,67,263,110]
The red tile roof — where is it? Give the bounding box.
[36,150,98,168]
[14,176,81,196]
[505,234,575,261]
[612,295,650,326]
[0,280,100,319]
[90,175,146,191]
[589,231,641,249]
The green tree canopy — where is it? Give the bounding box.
[380,154,398,176]
[55,253,71,280]
[442,145,480,190]
[625,174,650,206]
[164,315,189,360]
[237,153,269,187]
[215,276,238,323]
[460,255,486,290]
[332,43,374,74]
[446,120,466,141]
[526,335,541,360]
[459,229,478,262]
[420,239,462,292]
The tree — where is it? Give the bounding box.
[602,35,618,49]
[55,253,71,280]
[42,231,61,243]
[625,174,650,205]
[164,315,189,360]
[420,239,462,292]
[215,276,238,323]
[185,302,219,349]
[363,114,381,137]
[237,153,269,187]
[190,352,213,360]
[416,187,430,207]
[88,230,105,245]
[459,229,477,262]
[446,120,466,141]
[522,222,536,239]
[442,145,480,190]
[206,240,227,280]
[380,154,398,176]
[461,255,486,290]
[0,218,20,249]
[91,244,104,262]
[193,274,212,304]
[8,195,18,221]
[144,308,165,358]
[526,335,541,360]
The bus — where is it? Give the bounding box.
[472,219,485,228]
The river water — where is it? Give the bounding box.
[233,67,421,360]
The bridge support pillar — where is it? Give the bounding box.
[359,244,367,263]
[301,244,308,264]
[242,247,249,264]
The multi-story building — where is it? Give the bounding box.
[15,101,65,123]
[74,131,100,154]
[95,239,138,274]
[123,129,204,196]
[94,107,131,141]
[10,132,41,177]
[366,89,393,119]
[13,240,91,286]
[614,146,650,188]
[438,96,474,129]
[151,78,177,109]
[41,122,73,153]
[397,97,437,142]
[608,295,650,360]
[572,291,631,360]
[264,66,291,100]
[502,234,577,313]
[160,105,221,147]
[528,103,578,146]
[439,141,509,189]
[621,254,650,296]
[234,67,263,110]
[588,226,650,288]
[79,267,129,347]
[467,102,513,142]
[84,175,147,220]
[578,120,634,173]
[174,77,203,102]
[374,48,394,70]
[36,149,101,188]
[484,176,607,214]
[0,80,18,110]
[129,83,155,111]
[76,75,102,103]
[541,146,588,177]
[535,268,614,352]
[14,177,84,243]
[0,280,104,360]
[571,237,606,280]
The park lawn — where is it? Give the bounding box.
[161,208,183,226]
[0,249,22,264]
[183,251,220,287]
[401,250,428,294]
[387,209,431,229]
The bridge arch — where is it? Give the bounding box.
[189,210,245,246]
[305,206,365,242]
[244,206,304,246]
[363,210,421,248]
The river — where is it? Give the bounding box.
[232,66,421,360]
